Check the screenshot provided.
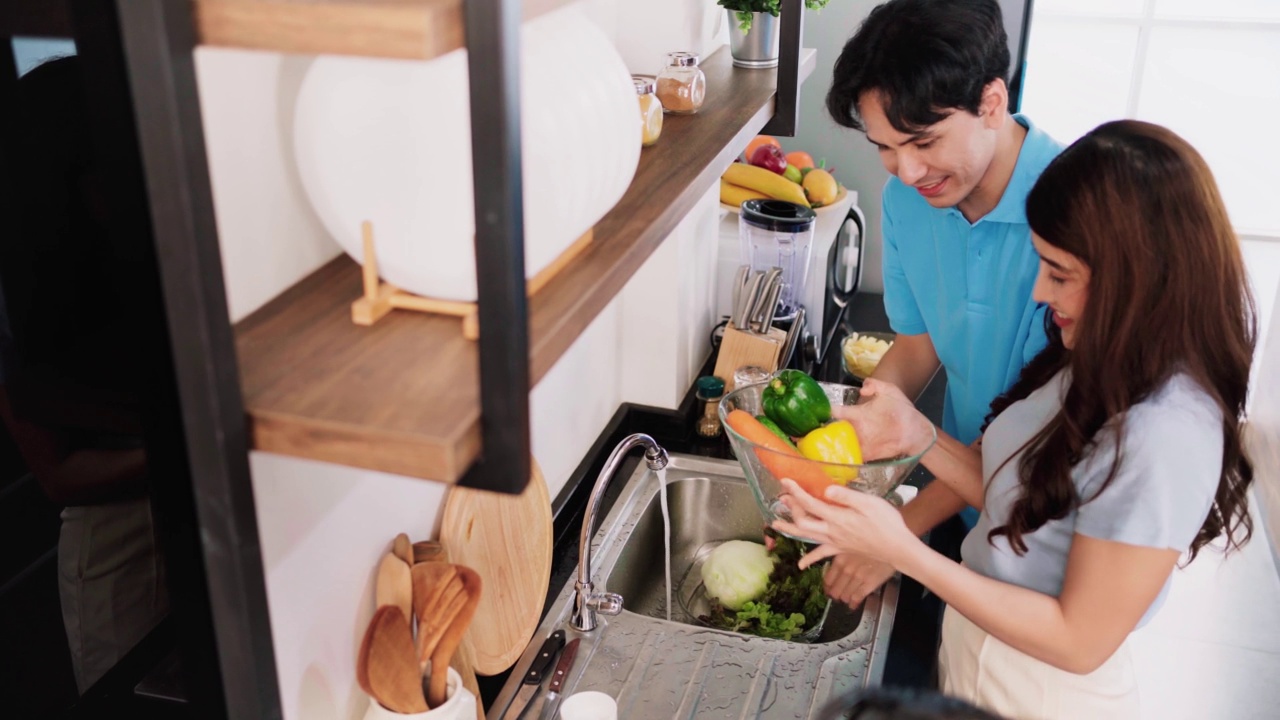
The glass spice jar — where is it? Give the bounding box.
[695,375,726,438]
[656,51,706,115]
[633,76,663,147]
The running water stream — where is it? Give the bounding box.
[655,466,671,621]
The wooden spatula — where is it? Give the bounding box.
[356,606,427,714]
[427,566,483,709]
[375,552,413,622]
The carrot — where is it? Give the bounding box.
[725,410,836,499]
[726,409,800,456]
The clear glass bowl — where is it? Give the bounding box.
[718,381,936,541]
[840,331,896,381]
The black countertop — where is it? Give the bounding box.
[481,292,959,709]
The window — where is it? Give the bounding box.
[1020,0,1280,399]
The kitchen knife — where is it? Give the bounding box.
[752,268,783,332]
[758,280,783,334]
[736,271,765,330]
[531,637,581,720]
[730,265,750,325]
[500,629,565,720]
[779,307,805,369]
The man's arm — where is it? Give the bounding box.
[867,332,941,403]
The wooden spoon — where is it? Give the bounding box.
[356,606,427,714]
[427,567,483,709]
[374,552,413,622]
[412,540,445,564]
[417,575,466,668]
[411,562,457,625]
[392,533,413,565]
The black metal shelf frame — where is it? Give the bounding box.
[3,0,807,715]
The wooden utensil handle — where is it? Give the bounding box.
[547,638,580,694]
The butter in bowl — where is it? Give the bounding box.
[841,331,895,381]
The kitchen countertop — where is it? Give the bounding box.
[479,292,956,710]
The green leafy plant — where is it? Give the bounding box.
[718,0,832,34]
[701,530,829,641]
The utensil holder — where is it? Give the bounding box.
[713,322,786,393]
[362,667,476,720]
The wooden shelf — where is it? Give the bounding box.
[235,46,818,482]
[195,0,576,60]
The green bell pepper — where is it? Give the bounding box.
[755,415,797,449]
[761,370,831,437]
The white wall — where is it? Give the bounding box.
[195,36,716,720]
[791,0,890,293]
[1248,288,1280,567]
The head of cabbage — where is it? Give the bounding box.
[700,539,775,611]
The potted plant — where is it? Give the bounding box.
[718,0,831,68]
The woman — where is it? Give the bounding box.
[773,120,1255,719]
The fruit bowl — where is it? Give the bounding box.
[718,381,936,541]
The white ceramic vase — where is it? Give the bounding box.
[293,3,640,302]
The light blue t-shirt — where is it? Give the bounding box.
[882,114,1063,445]
[963,370,1223,628]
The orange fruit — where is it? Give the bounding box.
[744,135,781,162]
[803,169,839,206]
[785,151,815,170]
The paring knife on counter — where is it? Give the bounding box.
[500,629,565,720]
[529,637,581,720]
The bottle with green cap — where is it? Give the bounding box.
[696,376,727,438]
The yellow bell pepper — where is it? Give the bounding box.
[796,421,863,484]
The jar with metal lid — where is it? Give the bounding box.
[633,76,663,147]
[695,375,726,438]
[655,51,706,115]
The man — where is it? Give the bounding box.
[822,0,1064,608]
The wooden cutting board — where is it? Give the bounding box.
[440,458,553,676]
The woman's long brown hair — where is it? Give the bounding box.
[986,120,1256,561]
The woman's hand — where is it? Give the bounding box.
[772,478,922,571]
[824,552,896,608]
[833,379,934,461]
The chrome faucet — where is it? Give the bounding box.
[571,433,669,632]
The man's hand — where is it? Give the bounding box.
[832,379,935,461]
[825,551,896,608]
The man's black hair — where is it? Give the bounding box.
[826,0,1010,134]
[817,686,1007,720]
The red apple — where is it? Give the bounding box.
[748,144,788,175]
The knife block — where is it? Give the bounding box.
[714,322,787,393]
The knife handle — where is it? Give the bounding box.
[523,630,565,685]
[547,638,580,694]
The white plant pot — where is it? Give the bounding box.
[293,3,640,302]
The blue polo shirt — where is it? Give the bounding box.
[882,114,1063,446]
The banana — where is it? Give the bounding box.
[722,162,810,207]
[720,179,769,208]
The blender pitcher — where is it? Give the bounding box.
[739,199,817,321]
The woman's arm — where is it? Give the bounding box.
[774,481,1180,674]
[899,533,1178,673]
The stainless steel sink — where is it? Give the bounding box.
[493,454,899,719]
[608,473,865,643]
